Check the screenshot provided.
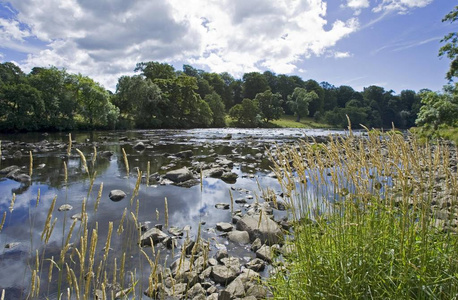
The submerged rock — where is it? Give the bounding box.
[133,142,146,150]
[221,172,238,183]
[109,190,126,202]
[139,228,168,246]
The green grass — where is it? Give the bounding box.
[411,126,458,144]
[225,114,332,128]
[268,130,458,299]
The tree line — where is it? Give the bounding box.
[0,60,435,132]
[2,63,458,132]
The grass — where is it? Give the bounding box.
[411,125,458,144]
[268,129,458,299]
[225,114,332,128]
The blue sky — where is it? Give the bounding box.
[0,0,455,94]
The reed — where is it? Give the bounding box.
[40,195,57,242]
[122,148,129,177]
[94,183,103,212]
[29,151,33,177]
[269,129,458,299]
[9,193,16,213]
[146,161,150,187]
[0,211,6,232]
[75,148,89,175]
[67,133,72,156]
[164,197,169,229]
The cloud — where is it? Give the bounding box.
[372,0,433,14]
[333,51,352,58]
[3,0,360,90]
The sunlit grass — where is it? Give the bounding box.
[268,129,458,299]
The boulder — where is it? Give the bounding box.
[256,245,273,263]
[216,222,233,232]
[227,230,250,244]
[139,228,168,246]
[109,190,126,202]
[165,167,194,183]
[236,214,284,245]
[220,277,245,299]
[221,172,238,184]
[245,258,266,272]
[211,265,237,285]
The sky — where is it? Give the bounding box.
[0,0,455,94]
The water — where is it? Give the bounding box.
[0,128,346,298]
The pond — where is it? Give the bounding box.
[0,128,345,299]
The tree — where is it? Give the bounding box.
[134,61,176,81]
[287,88,318,122]
[255,90,283,123]
[242,72,270,100]
[229,98,260,127]
[439,5,458,81]
[114,75,163,128]
[304,79,324,117]
[415,86,458,130]
[204,92,226,127]
[0,83,44,131]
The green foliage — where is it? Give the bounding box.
[255,90,284,122]
[242,72,270,100]
[287,87,317,122]
[0,83,44,131]
[416,86,458,130]
[114,75,163,128]
[204,92,226,127]
[134,61,176,81]
[229,98,260,127]
[439,5,458,81]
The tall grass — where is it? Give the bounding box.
[269,129,458,299]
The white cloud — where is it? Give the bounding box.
[333,51,352,58]
[373,0,433,14]
[3,0,360,90]
[345,0,370,10]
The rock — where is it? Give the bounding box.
[227,230,250,244]
[109,190,126,202]
[168,226,184,236]
[13,150,22,158]
[207,168,225,178]
[58,204,73,212]
[187,283,205,298]
[236,214,284,245]
[176,150,193,158]
[256,245,273,263]
[221,277,245,299]
[215,203,230,210]
[216,248,229,262]
[207,293,218,300]
[0,165,20,175]
[217,158,234,168]
[170,258,192,276]
[221,257,241,273]
[223,134,232,140]
[235,198,247,204]
[165,167,194,183]
[211,265,237,285]
[246,285,267,299]
[250,238,262,252]
[12,173,31,183]
[237,269,261,284]
[37,163,46,169]
[133,142,145,150]
[245,258,266,272]
[221,172,238,184]
[5,242,20,249]
[139,228,168,246]
[216,222,233,232]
